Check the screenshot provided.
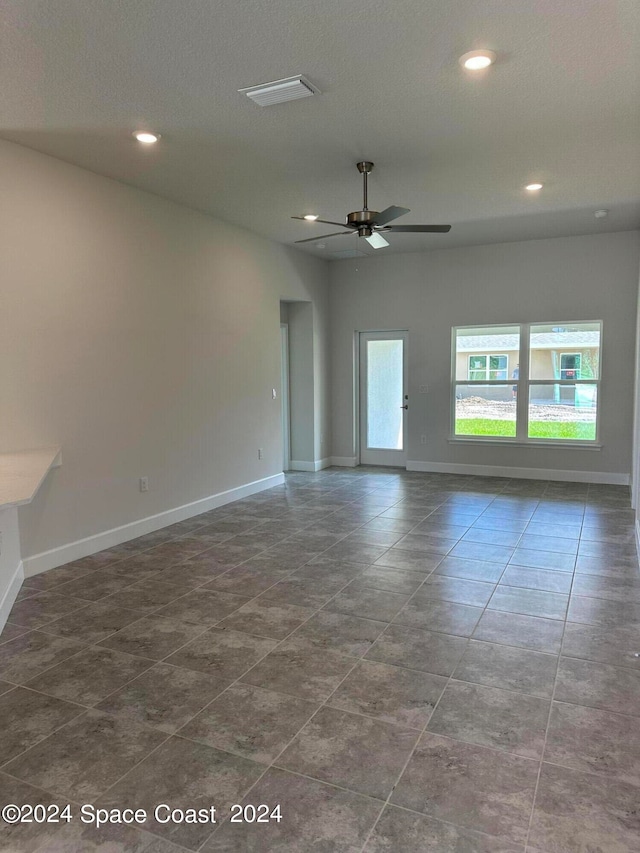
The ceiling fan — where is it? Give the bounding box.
[292,161,451,249]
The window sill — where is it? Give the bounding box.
[448,437,602,450]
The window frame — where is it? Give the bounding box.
[451,321,602,446]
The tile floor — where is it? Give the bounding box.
[0,468,639,852]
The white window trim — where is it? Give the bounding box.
[451,321,602,446]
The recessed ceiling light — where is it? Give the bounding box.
[303,214,319,221]
[594,209,609,218]
[459,50,497,70]
[525,183,543,191]
[133,132,160,144]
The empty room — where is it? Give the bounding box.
[1,2,640,851]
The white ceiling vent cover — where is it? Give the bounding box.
[239,75,320,106]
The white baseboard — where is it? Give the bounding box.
[289,459,331,472]
[289,461,316,472]
[0,562,24,636]
[406,460,629,485]
[330,456,358,467]
[23,472,285,579]
[636,519,640,558]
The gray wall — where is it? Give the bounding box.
[329,231,640,479]
[0,139,330,559]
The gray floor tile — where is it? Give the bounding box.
[454,641,557,698]
[510,547,576,572]
[449,541,514,565]
[394,597,483,637]
[154,589,250,625]
[489,586,569,620]
[204,767,381,852]
[98,615,209,659]
[562,622,640,669]
[101,579,188,612]
[373,548,443,573]
[365,624,468,676]
[461,526,522,548]
[567,595,640,628]
[500,565,573,594]
[28,822,185,852]
[329,659,447,729]
[2,469,636,851]
[166,626,277,679]
[240,638,355,701]
[419,575,495,606]
[435,556,505,583]
[0,622,29,644]
[365,806,524,853]
[473,610,564,653]
[40,599,145,644]
[518,533,578,554]
[0,773,69,853]
[545,700,640,785]
[394,533,458,555]
[529,762,640,853]
[391,733,538,844]
[427,681,549,759]
[96,661,226,733]
[571,573,640,603]
[217,599,315,639]
[555,657,640,716]
[101,735,263,849]
[346,565,426,594]
[179,683,317,762]
[258,577,340,608]
[0,686,84,765]
[7,592,87,629]
[25,645,153,705]
[277,706,418,800]
[4,709,166,801]
[0,630,86,684]
[290,611,387,656]
[324,586,411,622]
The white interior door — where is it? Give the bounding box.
[359,331,408,466]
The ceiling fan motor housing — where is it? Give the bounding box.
[347,210,379,232]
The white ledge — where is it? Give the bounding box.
[448,438,602,450]
[0,447,62,510]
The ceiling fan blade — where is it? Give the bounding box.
[384,224,451,233]
[291,217,352,229]
[294,231,353,244]
[365,232,390,249]
[374,205,410,226]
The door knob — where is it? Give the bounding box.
[400,405,408,409]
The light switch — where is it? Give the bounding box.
[272,388,277,399]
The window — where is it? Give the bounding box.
[468,354,508,381]
[453,322,601,443]
[560,353,581,380]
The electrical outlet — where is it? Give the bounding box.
[139,477,149,492]
[420,435,427,444]
[258,448,264,460]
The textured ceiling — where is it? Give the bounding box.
[2,0,639,258]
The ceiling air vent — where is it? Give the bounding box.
[239,75,320,106]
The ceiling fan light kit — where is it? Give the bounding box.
[292,161,451,249]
